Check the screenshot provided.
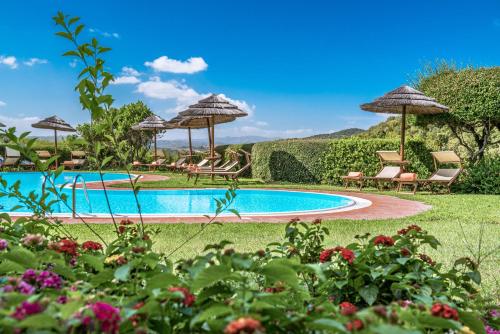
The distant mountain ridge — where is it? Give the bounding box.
[304,128,365,140]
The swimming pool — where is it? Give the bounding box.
[0,172,369,217]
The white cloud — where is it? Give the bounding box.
[89,28,120,39]
[145,56,208,74]
[217,93,255,117]
[111,76,141,85]
[0,101,6,107]
[0,115,41,133]
[0,55,18,69]
[23,58,48,66]
[136,77,201,104]
[121,66,141,76]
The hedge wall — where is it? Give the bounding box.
[252,139,331,183]
[251,138,435,184]
[322,138,435,184]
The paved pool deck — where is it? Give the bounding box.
[62,173,432,224]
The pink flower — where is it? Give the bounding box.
[91,302,121,334]
[0,239,9,250]
[11,301,43,320]
[224,317,264,334]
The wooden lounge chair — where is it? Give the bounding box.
[167,157,187,172]
[132,158,167,171]
[187,160,240,181]
[362,151,407,190]
[417,151,462,193]
[191,150,251,184]
[36,150,52,164]
[1,147,21,170]
[62,151,87,170]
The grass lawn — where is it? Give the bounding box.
[67,172,500,300]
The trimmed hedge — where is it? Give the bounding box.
[457,156,500,194]
[251,138,435,184]
[252,139,331,183]
[322,138,435,184]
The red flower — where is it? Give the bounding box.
[345,319,364,331]
[400,248,411,256]
[319,248,335,263]
[50,239,78,256]
[224,317,264,334]
[11,301,43,320]
[431,303,459,320]
[340,248,356,264]
[419,254,436,266]
[91,302,121,334]
[339,302,358,316]
[312,219,322,225]
[82,241,103,251]
[120,219,134,226]
[373,235,395,246]
[398,224,422,235]
[169,287,196,307]
[132,246,145,254]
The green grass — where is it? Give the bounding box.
[68,172,500,299]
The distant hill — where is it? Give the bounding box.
[304,128,365,140]
[157,136,276,149]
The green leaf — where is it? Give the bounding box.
[458,311,486,334]
[114,263,131,281]
[59,300,84,320]
[192,265,231,290]
[261,261,298,288]
[19,314,57,329]
[3,246,37,269]
[371,324,421,334]
[190,304,232,327]
[147,273,180,290]
[416,315,461,330]
[308,319,347,333]
[79,254,104,272]
[359,284,378,305]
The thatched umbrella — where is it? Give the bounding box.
[360,85,448,160]
[32,115,76,168]
[132,114,172,161]
[167,114,236,163]
[0,122,5,127]
[179,94,247,174]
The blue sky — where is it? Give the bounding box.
[0,0,499,140]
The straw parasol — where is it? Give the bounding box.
[360,85,448,160]
[167,114,236,162]
[179,94,247,175]
[32,115,76,168]
[132,114,172,161]
[0,122,5,127]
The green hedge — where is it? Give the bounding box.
[251,138,435,184]
[252,139,331,183]
[322,138,434,184]
[456,156,500,194]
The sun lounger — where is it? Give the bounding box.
[417,151,462,193]
[187,160,240,181]
[36,150,52,164]
[132,158,167,171]
[62,151,87,170]
[190,150,252,184]
[167,157,187,172]
[1,147,21,170]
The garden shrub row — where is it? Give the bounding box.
[251,138,435,184]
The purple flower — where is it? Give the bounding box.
[37,271,62,290]
[17,281,35,295]
[22,269,37,283]
[11,301,43,320]
[0,239,8,251]
[2,284,14,292]
[57,295,68,304]
[491,309,499,318]
[486,325,500,334]
[91,302,121,334]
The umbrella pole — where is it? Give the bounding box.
[206,118,212,157]
[211,115,215,180]
[153,128,157,162]
[400,105,406,163]
[188,127,193,164]
[54,129,58,169]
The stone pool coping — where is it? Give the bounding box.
[62,173,432,223]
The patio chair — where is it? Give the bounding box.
[1,147,21,170]
[361,151,406,190]
[36,150,52,164]
[62,151,87,170]
[167,157,187,172]
[191,150,251,184]
[417,151,462,193]
[132,158,167,171]
[187,160,240,181]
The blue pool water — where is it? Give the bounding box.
[0,172,355,216]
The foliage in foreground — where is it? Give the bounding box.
[0,213,497,333]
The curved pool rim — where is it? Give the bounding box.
[5,187,372,218]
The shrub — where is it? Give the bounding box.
[457,156,500,194]
[322,138,434,185]
[252,139,331,183]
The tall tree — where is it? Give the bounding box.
[416,64,500,163]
